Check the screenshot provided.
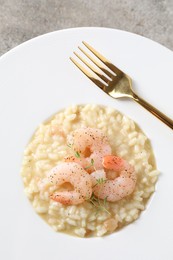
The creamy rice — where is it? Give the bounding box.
[21,104,159,237]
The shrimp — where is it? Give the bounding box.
[47,162,92,205]
[91,155,137,202]
[64,155,89,171]
[66,127,112,172]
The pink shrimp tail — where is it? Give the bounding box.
[102,155,125,171]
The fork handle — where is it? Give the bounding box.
[133,94,173,129]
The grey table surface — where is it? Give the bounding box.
[0,0,173,56]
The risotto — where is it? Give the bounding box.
[21,104,159,237]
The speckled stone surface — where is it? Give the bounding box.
[0,0,172,56]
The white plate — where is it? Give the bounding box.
[0,28,173,260]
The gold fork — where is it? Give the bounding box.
[70,41,173,130]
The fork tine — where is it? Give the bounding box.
[82,41,123,76]
[78,46,114,79]
[70,57,106,90]
[73,51,110,84]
